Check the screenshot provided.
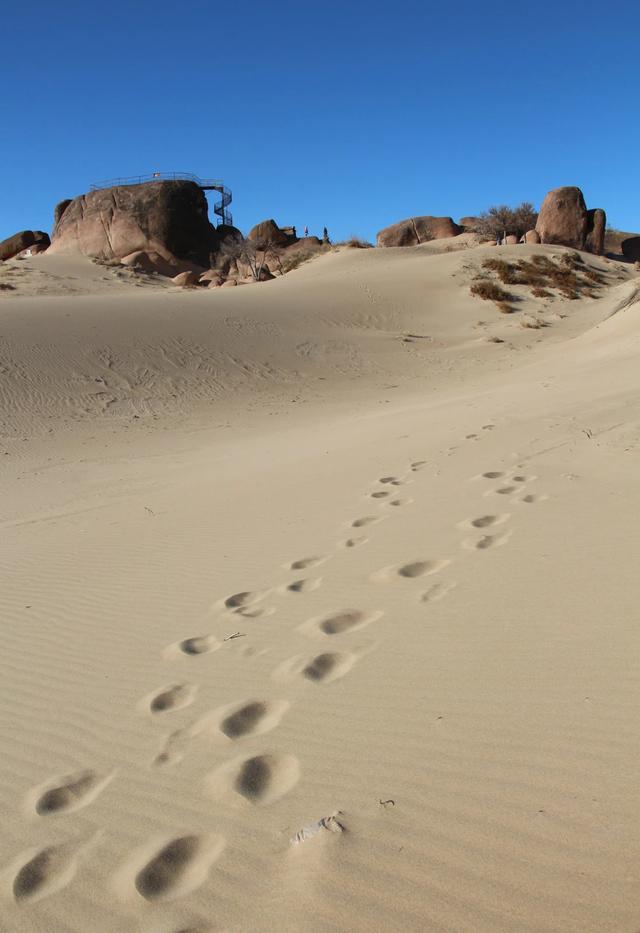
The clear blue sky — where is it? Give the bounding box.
[1,0,638,242]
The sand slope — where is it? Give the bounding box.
[2,245,640,931]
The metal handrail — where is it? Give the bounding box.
[88,173,233,226]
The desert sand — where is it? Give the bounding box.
[2,241,640,932]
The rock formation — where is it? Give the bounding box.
[247,219,294,248]
[621,237,640,262]
[535,187,606,253]
[587,209,606,256]
[376,216,463,248]
[524,229,541,244]
[48,180,232,268]
[0,230,50,261]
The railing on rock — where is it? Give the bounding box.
[88,172,233,226]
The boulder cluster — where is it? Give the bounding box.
[0,182,633,279]
[376,186,609,256]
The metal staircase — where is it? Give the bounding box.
[89,172,233,227]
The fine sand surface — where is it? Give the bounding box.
[2,243,640,932]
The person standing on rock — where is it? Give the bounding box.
[323,227,330,244]
[304,225,309,237]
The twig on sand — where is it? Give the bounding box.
[379,799,395,808]
[223,632,247,641]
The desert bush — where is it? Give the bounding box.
[496,301,515,314]
[335,236,374,249]
[279,247,324,274]
[531,286,552,298]
[474,202,538,240]
[470,279,514,303]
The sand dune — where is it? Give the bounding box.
[2,243,640,931]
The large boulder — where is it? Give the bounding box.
[524,229,541,244]
[621,237,640,262]
[48,180,219,267]
[247,219,292,248]
[377,216,463,247]
[587,208,606,256]
[0,230,50,261]
[536,186,605,253]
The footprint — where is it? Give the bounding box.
[302,651,355,683]
[30,770,113,816]
[461,513,509,530]
[147,683,196,715]
[378,476,398,484]
[191,699,288,742]
[521,493,544,504]
[464,531,512,550]
[481,471,504,479]
[153,730,188,768]
[289,556,325,571]
[511,474,535,483]
[11,844,79,903]
[224,591,263,610]
[421,581,458,603]
[286,578,322,594]
[236,606,275,618]
[371,491,390,499]
[351,516,381,528]
[206,753,300,806]
[411,461,427,471]
[127,834,225,902]
[388,498,411,507]
[311,609,381,636]
[494,486,516,495]
[399,560,449,578]
[342,536,368,548]
[165,635,221,658]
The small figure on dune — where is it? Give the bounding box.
[323,226,330,244]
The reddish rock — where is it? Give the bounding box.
[247,219,291,248]
[459,216,479,230]
[172,271,201,287]
[587,208,606,255]
[621,237,640,262]
[536,187,589,249]
[121,250,179,277]
[0,230,50,261]
[524,229,541,244]
[376,216,463,247]
[199,269,222,285]
[49,180,218,267]
[504,235,519,245]
[54,199,72,227]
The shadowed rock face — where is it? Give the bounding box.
[621,237,640,262]
[48,180,221,266]
[0,230,50,261]
[535,187,606,254]
[376,216,463,247]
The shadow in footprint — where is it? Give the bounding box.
[32,770,112,816]
[148,684,196,714]
[131,835,224,903]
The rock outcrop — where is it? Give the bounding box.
[376,216,463,248]
[535,187,606,253]
[524,229,541,244]
[247,219,294,248]
[587,208,606,256]
[48,180,223,267]
[621,237,640,262]
[0,230,50,261]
